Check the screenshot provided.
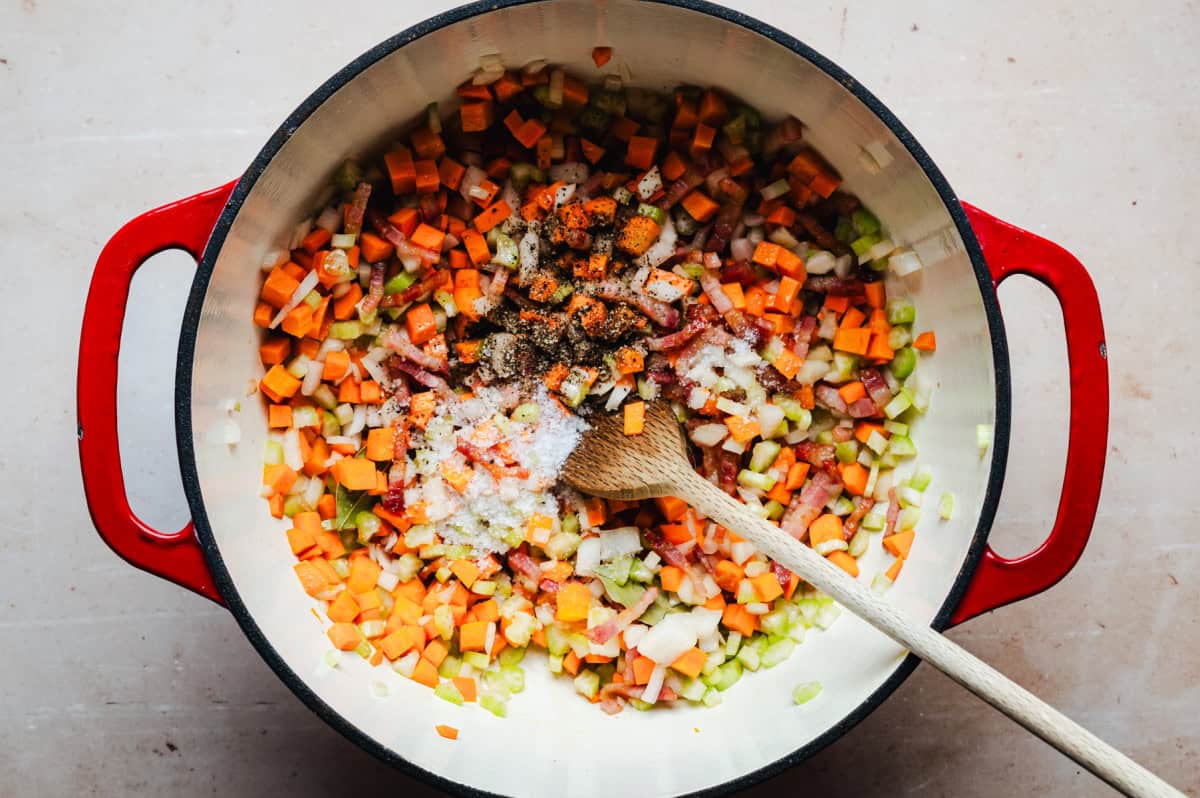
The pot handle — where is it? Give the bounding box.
[77,182,237,605]
[950,203,1108,625]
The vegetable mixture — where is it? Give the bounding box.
[254,51,941,717]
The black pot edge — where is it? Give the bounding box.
[174,1,1012,796]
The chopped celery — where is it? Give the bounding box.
[433,605,455,640]
[891,348,917,381]
[434,680,465,706]
[887,434,917,458]
[480,694,507,718]
[849,233,880,257]
[501,665,526,694]
[282,495,304,517]
[702,687,723,707]
[546,624,571,657]
[848,527,870,558]
[355,511,381,545]
[736,580,757,605]
[328,321,363,340]
[547,654,564,674]
[763,500,785,521]
[737,469,776,492]
[492,233,519,269]
[545,530,581,560]
[851,208,881,236]
[637,203,668,226]
[749,440,781,473]
[938,492,956,520]
[735,644,761,672]
[898,507,921,531]
[760,609,789,637]
[977,423,993,455]
[897,486,923,508]
[437,656,461,679]
[702,650,725,677]
[462,651,491,670]
[884,390,914,420]
[714,660,744,691]
[678,677,708,702]
[573,670,600,700]
[835,440,858,464]
[333,159,363,191]
[887,325,912,351]
[862,511,886,532]
[560,512,580,536]
[831,496,854,516]
[865,430,889,455]
[792,680,822,705]
[498,646,526,668]
[472,580,497,596]
[761,638,795,668]
[263,440,284,466]
[883,419,909,436]
[886,297,917,326]
[909,465,933,492]
[511,402,541,423]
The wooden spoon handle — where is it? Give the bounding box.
[671,468,1183,798]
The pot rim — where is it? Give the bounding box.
[175,1,1012,795]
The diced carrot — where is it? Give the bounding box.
[327,623,363,651]
[713,560,743,593]
[384,148,416,195]
[680,191,720,223]
[332,457,377,491]
[751,572,784,603]
[689,123,716,156]
[653,496,687,522]
[473,200,511,233]
[669,647,706,679]
[623,401,645,435]
[331,283,362,321]
[405,302,437,345]
[882,529,916,559]
[752,241,782,268]
[337,378,361,404]
[555,582,591,622]
[772,348,803,380]
[410,125,445,160]
[261,266,300,309]
[319,350,348,382]
[765,481,792,505]
[913,331,937,352]
[840,307,866,330]
[631,655,656,685]
[885,557,905,581]
[841,462,869,496]
[615,215,661,256]
[269,493,284,519]
[613,346,644,375]
[864,282,886,309]
[260,364,301,402]
[827,550,860,577]
[823,294,851,314]
[724,415,761,444]
[280,303,313,338]
[300,227,331,254]
[364,427,394,462]
[658,565,684,593]
[327,591,359,624]
[866,332,895,361]
[450,676,478,703]
[580,137,605,164]
[259,336,291,367]
[286,525,317,557]
[412,657,440,689]
[721,603,759,637]
[766,205,796,227]
[268,404,293,429]
[262,463,297,496]
[410,223,445,253]
[412,159,439,194]
[625,136,657,170]
[584,497,607,528]
[659,523,691,545]
[609,115,639,142]
[697,89,727,125]
[562,650,582,676]
[591,46,613,67]
[833,327,871,356]
[838,381,866,404]
[855,422,886,444]
[514,118,547,149]
[809,513,843,548]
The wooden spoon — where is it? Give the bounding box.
[562,402,1182,798]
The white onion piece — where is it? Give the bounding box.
[282,428,303,471]
[859,238,896,265]
[634,218,676,269]
[599,527,643,561]
[889,248,924,276]
[729,237,754,262]
[553,182,576,208]
[344,404,367,436]
[642,664,667,704]
[289,217,313,250]
[315,205,341,233]
[690,423,729,448]
[317,337,346,360]
[261,248,289,272]
[459,165,487,203]
[636,166,663,200]
[575,537,602,576]
[805,250,837,275]
[767,226,800,250]
[268,269,320,329]
[301,361,324,396]
[549,162,589,184]
[834,253,855,278]
[637,614,698,665]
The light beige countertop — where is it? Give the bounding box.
[2,1,1196,795]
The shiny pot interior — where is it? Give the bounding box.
[180,1,1005,795]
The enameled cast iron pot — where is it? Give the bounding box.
[76,1,1109,795]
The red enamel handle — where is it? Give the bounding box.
[77,182,237,605]
[950,203,1108,624]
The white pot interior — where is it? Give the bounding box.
[186,1,1000,795]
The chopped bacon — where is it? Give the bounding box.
[860,367,892,406]
[771,561,794,593]
[381,326,449,373]
[781,471,843,539]
[344,182,372,237]
[844,496,875,537]
[645,320,705,352]
[885,487,901,537]
[391,358,454,398]
[848,396,878,418]
[831,424,854,443]
[593,280,680,329]
[359,263,386,316]
[487,265,509,297]
[805,275,863,296]
[814,383,848,414]
[588,587,659,644]
[538,578,562,594]
[381,268,451,307]
[367,211,441,267]
[506,549,542,581]
[383,417,410,513]
[699,270,734,314]
[791,315,817,359]
[598,680,678,714]
[672,324,729,375]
